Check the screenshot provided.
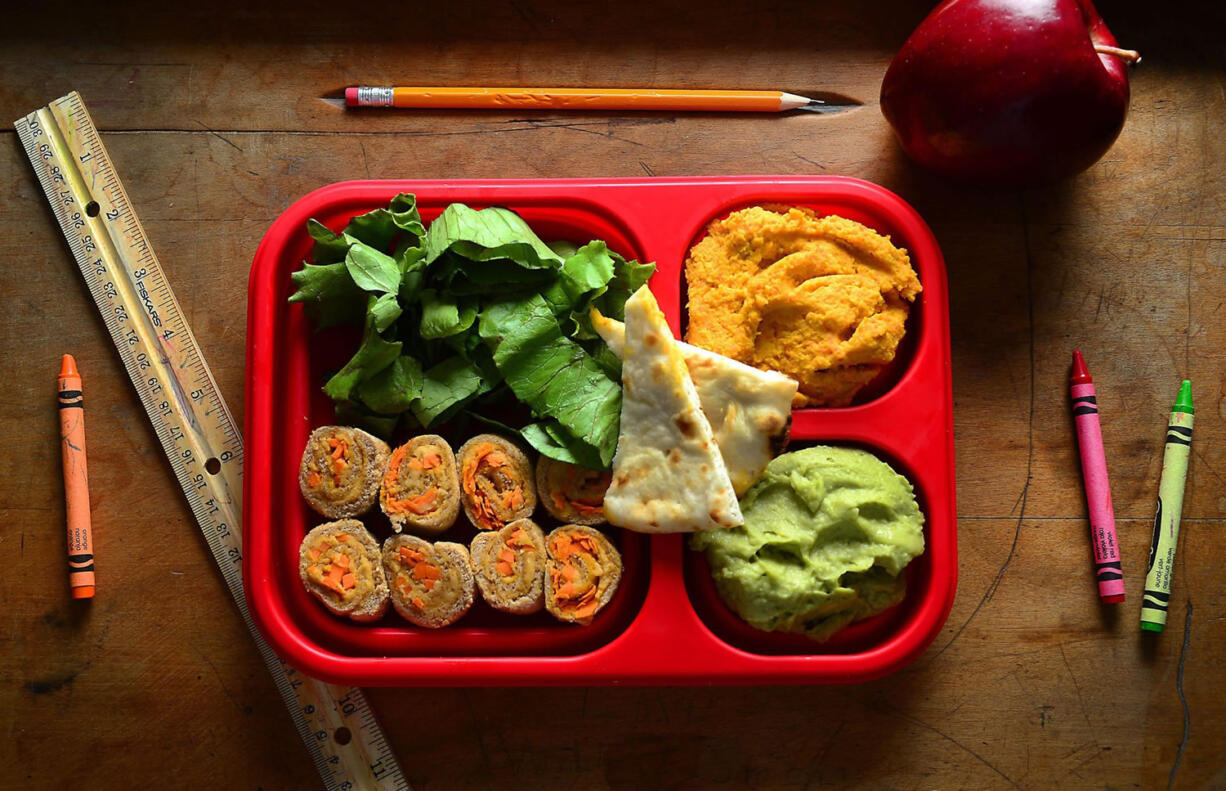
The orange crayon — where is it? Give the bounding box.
[58,354,94,598]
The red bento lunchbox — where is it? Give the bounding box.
[244,176,957,686]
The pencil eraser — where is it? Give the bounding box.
[72,585,95,599]
[1101,594,1125,604]
[345,87,358,106]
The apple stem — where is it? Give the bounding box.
[1094,44,1142,64]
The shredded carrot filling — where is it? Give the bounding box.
[383,445,443,516]
[502,487,524,511]
[549,468,610,517]
[307,471,322,489]
[407,451,442,470]
[395,545,443,600]
[326,437,350,486]
[549,533,604,617]
[412,563,442,582]
[400,487,438,515]
[461,443,524,530]
[493,527,536,578]
[311,541,358,595]
[385,446,410,482]
[552,491,602,516]
[551,463,613,517]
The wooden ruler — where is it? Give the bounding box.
[16,92,409,791]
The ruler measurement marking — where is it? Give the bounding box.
[18,93,407,791]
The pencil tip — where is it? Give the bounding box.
[60,354,78,378]
[794,97,860,114]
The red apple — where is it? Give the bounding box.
[880,0,1140,188]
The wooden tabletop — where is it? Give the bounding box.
[3,1,1223,788]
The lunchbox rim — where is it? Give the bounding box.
[244,175,958,685]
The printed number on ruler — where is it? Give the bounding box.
[16,92,409,791]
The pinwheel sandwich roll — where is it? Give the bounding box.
[299,425,390,519]
[536,457,610,526]
[545,525,623,625]
[470,518,547,615]
[457,434,537,530]
[380,434,461,534]
[382,535,475,628]
[298,520,389,622]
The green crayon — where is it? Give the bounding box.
[1141,381,1194,632]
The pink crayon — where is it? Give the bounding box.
[1070,350,1125,603]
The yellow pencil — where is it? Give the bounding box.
[340,86,853,114]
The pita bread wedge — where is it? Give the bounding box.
[592,308,797,495]
[603,287,743,533]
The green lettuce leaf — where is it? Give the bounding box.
[396,241,426,270]
[343,193,426,251]
[288,261,367,329]
[569,252,656,339]
[595,252,656,321]
[323,300,403,401]
[307,219,355,264]
[424,204,564,269]
[547,240,580,258]
[436,256,557,296]
[357,355,424,415]
[397,246,427,305]
[388,193,426,233]
[582,340,623,381]
[368,292,402,332]
[419,289,478,340]
[560,242,618,303]
[479,295,621,467]
[345,241,401,294]
[521,419,606,469]
[539,241,616,317]
[410,356,491,427]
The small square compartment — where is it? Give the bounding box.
[682,439,937,656]
[677,196,928,410]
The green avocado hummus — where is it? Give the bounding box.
[691,445,925,641]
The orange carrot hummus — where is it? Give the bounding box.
[685,206,921,407]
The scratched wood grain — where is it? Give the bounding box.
[1,0,1224,788]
